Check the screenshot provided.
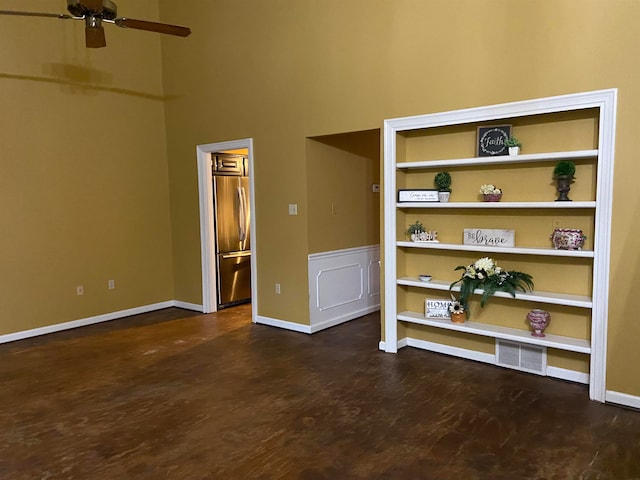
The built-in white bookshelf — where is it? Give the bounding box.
[383,89,617,402]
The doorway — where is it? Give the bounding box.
[196,138,257,324]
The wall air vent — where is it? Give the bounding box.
[496,340,547,376]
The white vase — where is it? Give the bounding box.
[509,146,520,155]
[438,191,450,202]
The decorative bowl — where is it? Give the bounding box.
[418,275,432,282]
[483,193,503,202]
[551,228,586,250]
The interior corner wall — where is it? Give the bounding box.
[159,0,640,397]
[306,130,381,254]
[0,0,174,336]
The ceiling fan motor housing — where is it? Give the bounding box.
[67,0,117,20]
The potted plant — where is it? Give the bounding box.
[479,184,502,202]
[434,171,452,202]
[406,220,425,241]
[505,136,522,155]
[449,257,534,317]
[553,161,576,201]
[448,295,466,323]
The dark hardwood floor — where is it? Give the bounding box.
[0,305,638,479]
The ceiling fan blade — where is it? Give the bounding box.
[0,10,72,19]
[114,17,191,37]
[85,24,106,48]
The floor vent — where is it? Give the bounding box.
[496,340,547,375]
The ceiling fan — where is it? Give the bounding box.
[0,0,191,48]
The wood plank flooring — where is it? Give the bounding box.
[0,305,638,479]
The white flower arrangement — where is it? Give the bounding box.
[449,257,534,317]
[480,184,502,195]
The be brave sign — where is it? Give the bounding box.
[477,125,511,157]
[464,228,515,247]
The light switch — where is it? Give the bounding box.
[288,204,298,215]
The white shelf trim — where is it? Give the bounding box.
[396,149,598,169]
[397,278,593,308]
[396,201,596,209]
[384,89,616,401]
[396,241,595,258]
[397,311,591,354]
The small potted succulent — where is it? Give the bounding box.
[505,136,522,155]
[479,184,502,202]
[553,161,576,201]
[434,171,452,203]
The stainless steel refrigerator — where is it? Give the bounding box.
[212,154,251,309]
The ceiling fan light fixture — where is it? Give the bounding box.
[1,0,191,49]
[85,16,106,48]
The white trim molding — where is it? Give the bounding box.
[381,335,588,385]
[308,245,380,333]
[0,301,202,345]
[383,89,617,402]
[255,315,312,334]
[606,391,640,410]
[196,138,257,325]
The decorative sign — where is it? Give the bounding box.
[398,189,439,202]
[425,299,452,319]
[412,231,439,242]
[477,125,511,157]
[464,228,515,247]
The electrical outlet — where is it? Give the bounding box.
[275,283,281,294]
[76,285,84,296]
[108,279,115,290]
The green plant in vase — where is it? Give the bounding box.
[505,136,522,155]
[553,161,576,201]
[449,257,534,317]
[406,220,425,239]
[434,171,452,202]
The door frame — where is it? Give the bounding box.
[196,138,257,322]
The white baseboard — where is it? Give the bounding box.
[255,315,312,334]
[379,337,408,351]
[172,300,204,312]
[310,305,379,333]
[606,390,640,410]
[407,337,496,365]
[0,301,177,344]
[547,366,589,384]
[382,336,589,385]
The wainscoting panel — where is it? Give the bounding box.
[308,245,380,333]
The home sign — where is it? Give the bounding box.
[463,228,515,247]
[425,299,452,319]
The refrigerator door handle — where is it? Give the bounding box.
[237,186,247,242]
[222,251,251,259]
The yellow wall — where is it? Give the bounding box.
[0,0,174,332]
[159,0,640,396]
[306,130,380,254]
[2,0,640,398]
